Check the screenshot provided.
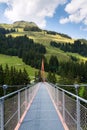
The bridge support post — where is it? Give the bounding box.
[18,91,20,122]
[57,89,59,109]
[63,91,65,122]
[54,86,56,103]
[0,99,4,130]
[27,88,29,103]
[76,97,80,130]
[25,88,28,109]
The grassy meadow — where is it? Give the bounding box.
[6,30,87,62]
[0,54,37,80]
[3,22,86,63]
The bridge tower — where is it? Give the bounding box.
[41,59,45,82]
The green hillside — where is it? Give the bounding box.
[0,54,37,79]
[1,21,87,63]
[0,54,60,81]
[0,21,87,67]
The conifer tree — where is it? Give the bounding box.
[0,65,4,85]
[49,56,59,73]
[4,64,10,84]
[23,68,30,84]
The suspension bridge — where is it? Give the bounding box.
[0,82,87,130]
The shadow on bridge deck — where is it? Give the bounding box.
[18,82,64,130]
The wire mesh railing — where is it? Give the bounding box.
[0,83,39,130]
[46,83,87,130]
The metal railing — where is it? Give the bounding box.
[0,83,39,130]
[46,83,87,130]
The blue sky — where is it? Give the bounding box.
[0,0,87,39]
[45,4,87,39]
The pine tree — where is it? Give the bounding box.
[23,68,30,84]
[52,73,57,84]
[35,71,39,82]
[49,56,59,73]
[0,65,4,85]
[47,72,57,83]
[4,64,10,84]
[47,71,52,82]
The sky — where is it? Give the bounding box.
[0,0,87,39]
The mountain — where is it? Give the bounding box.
[13,21,38,28]
[0,21,38,28]
[0,20,71,38]
[0,20,87,62]
[0,21,41,32]
[78,39,87,44]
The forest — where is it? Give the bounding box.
[24,25,41,32]
[0,27,16,34]
[50,40,87,57]
[0,33,46,69]
[0,31,87,84]
[46,30,72,39]
[0,64,30,85]
[45,56,87,83]
[0,64,30,96]
[0,28,87,99]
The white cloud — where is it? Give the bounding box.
[0,0,67,28]
[0,0,9,2]
[60,17,69,24]
[60,0,87,26]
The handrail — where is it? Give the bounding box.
[0,83,39,130]
[50,83,87,103]
[46,82,87,130]
[57,85,87,103]
[0,84,31,100]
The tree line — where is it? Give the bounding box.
[0,34,46,69]
[43,56,87,99]
[59,61,87,83]
[24,25,41,32]
[46,30,72,39]
[0,64,30,85]
[41,55,87,84]
[0,27,16,34]
[50,40,87,57]
[0,64,30,96]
